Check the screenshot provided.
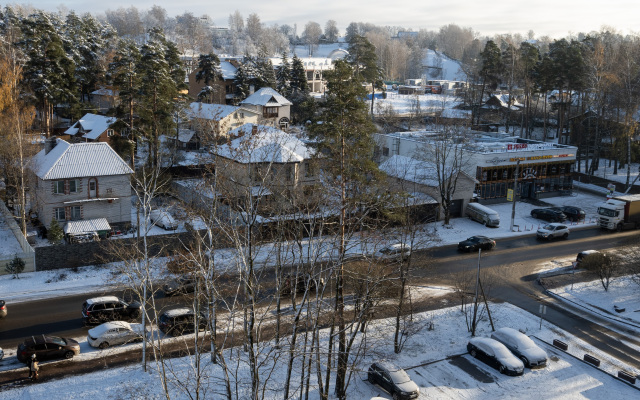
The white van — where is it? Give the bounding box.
[150,209,178,230]
[465,202,500,227]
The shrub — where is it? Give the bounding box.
[48,218,64,244]
[5,254,25,278]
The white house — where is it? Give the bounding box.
[239,87,293,129]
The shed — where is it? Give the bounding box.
[64,218,112,239]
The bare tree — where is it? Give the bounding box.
[302,21,322,56]
[324,20,339,43]
[580,252,617,291]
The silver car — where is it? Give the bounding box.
[491,327,547,368]
[536,223,570,240]
[87,321,147,349]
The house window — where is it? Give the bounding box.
[70,206,81,220]
[263,107,278,118]
[54,180,65,194]
[382,147,390,156]
[107,129,114,137]
[286,165,293,181]
[54,207,66,221]
[69,179,79,193]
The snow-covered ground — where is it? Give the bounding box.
[2,298,638,399]
[575,158,640,188]
[551,275,640,326]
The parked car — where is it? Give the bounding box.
[536,223,570,240]
[374,243,411,262]
[17,335,80,363]
[457,236,496,252]
[150,209,178,230]
[367,361,420,400]
[280,274,324,296]
[0,300,6,318]
[467,337,524,376]
[490,327,547,368]
[82,296,142,325]
[87,321,148,349]
[530,208,567,222]
[159,308,208,336]
[0,347,4,361]
[163,275,198,296]
[576,250,602,265]
[558,206,586,222]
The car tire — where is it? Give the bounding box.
[99,342,109,349]
[392,393,400,400]
[520,356,529,367]
[470,349,477,358]
[499,365,506,374]
[532,212,538,219]
[64,351,74,359]
[562,233,568,239]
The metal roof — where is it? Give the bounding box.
[64,218,111,234]
[240,87,292,107]
[31,139,133,180]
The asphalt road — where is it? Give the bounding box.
[1,227,639,370]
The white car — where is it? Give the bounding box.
[467,337,524,375]
[536,223,570,240]
[491,327,547,368]
[87,321,148,349]
[150,209,178,230]
[374,243,411,261]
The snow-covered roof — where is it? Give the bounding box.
[91,88,118,97]
[486,94,523,110]
[88,321,132,336]
[379,155,440,187]
[64,113,117,140]
[270,56,335,70]
[178,131,196,143]
[220,61,237,80]
[64,218,111,234]
[86,295,120,305]
[163,307,193,318]
[240,87,292,107]
[188,102,242,120]
[31,139,133,180]
[216,124,312,164]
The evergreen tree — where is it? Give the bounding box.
[5,254,25,278]
[256,46,276,89]
[19,11,76,135]
[290,54,309,95]
[275,51,291,96]
[308,59,380,400]
[347,34,384,118]
[474,40,503,124]
[195,52,222,103]
[108,39,141,143]
[48,218,64,244]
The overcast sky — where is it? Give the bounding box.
[22,0,640,38]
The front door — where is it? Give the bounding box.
[89,180,96,198]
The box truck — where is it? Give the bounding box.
[597,194,640,231]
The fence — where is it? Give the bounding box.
[0,201,36,275]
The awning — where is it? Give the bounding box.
[63,197,119,204]
[64,218,111,235]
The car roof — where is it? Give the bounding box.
[579,250,600,255]
[23,335,63,346]
[162,307,194,317]
[88,321,132,336]
[86,296,121,305]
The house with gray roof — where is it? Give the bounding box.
[30,138,133,233]
[240,87,293,129]
[186,102,260,140]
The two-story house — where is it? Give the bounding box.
[30,138,133,233]
[187,60,239,105]
[64,113,125,143]
[187,102,260,142]
[239,88,293,129]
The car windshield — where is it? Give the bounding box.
[388,368,411,384]
[516,336,537,349]
[49,337,66,346]
[494,345,513,358]
[597,207,618,217]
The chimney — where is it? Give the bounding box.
[251,124,258,135]
[249,84,255,95]
[44,138,57,154]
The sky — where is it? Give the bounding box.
[17,0,640,39]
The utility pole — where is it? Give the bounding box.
[471,248,482,336]
[510,160,521,232]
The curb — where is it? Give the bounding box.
[531,336,640,391]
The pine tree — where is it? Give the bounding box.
[256,46,276,89]
[48,218,64,244]
[195,52,223,103]
[347,34,384,118]
[290,54,309,95]
[5,254,25,278]
[275,51,291,96]
[474,40,503,124]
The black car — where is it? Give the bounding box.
[159,308,208,336]
[457,236,496,252]
[17,335,81,363]
[367,361,420,400]
[163,275,198,296]
[530,208,567,222]
[559,206,586,222]
[0,300,6,318]
[82,296,142,325]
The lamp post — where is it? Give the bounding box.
[510,160,521,232]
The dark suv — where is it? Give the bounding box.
[530,208,567,222]
[367,361,420,399]
[82,296,142,325]
[17,335,80,363]
[159,308,208,336]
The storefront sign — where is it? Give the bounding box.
[507,189,514,201]
[506,143,555,151]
